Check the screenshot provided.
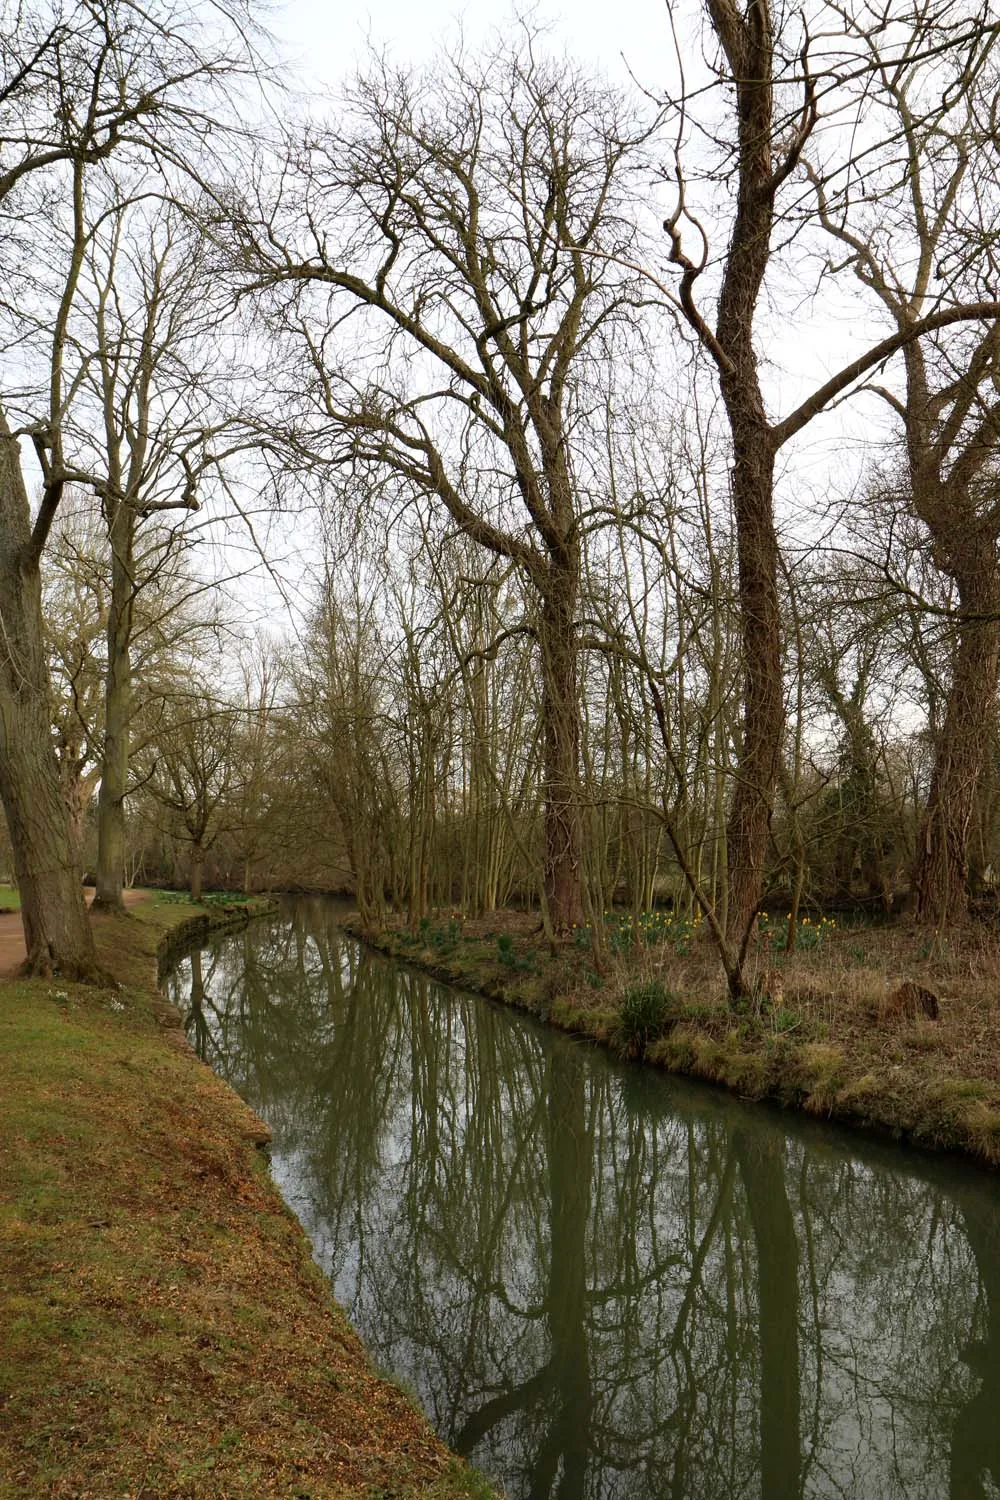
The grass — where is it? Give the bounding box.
[0,897,493,1500]
[152,888,266,907]
[347,906,1000,1169]
[0,884,268,916]
[615,979,677,1058]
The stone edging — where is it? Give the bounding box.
[152,898,279,1147]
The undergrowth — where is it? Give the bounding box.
[350,906,1000,1169]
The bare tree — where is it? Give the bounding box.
[808,8,1000,926]
[58,199,250,911]
[664,0,1000,993]
[294,581,402,925]
[234,35,663,934]
[43,497,107,863]
[0,0,261,973]
[146,690,239,901]
[228,640,289,892]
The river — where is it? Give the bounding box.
[164,896,1000,1500]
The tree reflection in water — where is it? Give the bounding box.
[167,898,1000,1500]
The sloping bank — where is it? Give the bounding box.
[343,915,1000,1172]
[0,895,492,1500]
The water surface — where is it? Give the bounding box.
[165,897,1000,1499]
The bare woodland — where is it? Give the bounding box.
[3,0,1000,1001]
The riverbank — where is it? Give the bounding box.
[344,910,1000,1170]
[0,895,491,1499]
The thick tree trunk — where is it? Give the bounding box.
[538,574,584,934]
[94,503,135,911]
[0,732,97,976]
[913,578,1000,927]
[0,410,95,975]
[710,2,784,971]
[723,429,782,951]
[58,744,95,866]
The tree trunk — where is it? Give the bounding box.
[723,429,782,951]
[705,1,784,977]
[94,502,135,910]
[913,576,1000,927]
[58,742,94,867]
[190,841,205,901]
[538,574,584,934]
[0,409,95,975]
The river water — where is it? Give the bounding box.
[164,897,1000,1500]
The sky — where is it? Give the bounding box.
[255,0,885,602]
[266,0,883,450]
[18,0,891,645]
[271,0,679,96]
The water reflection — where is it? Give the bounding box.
[167,898,1000,1500]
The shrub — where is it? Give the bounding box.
[496,933,517,968]
[616,979,676,1058]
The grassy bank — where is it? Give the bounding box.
[344,909,1000,1169]
[0,895,491,1500]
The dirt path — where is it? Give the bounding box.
[0,887,150,977]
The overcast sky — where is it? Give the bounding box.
[189,0,896,634]
[272,0,678,95]
[267,0,880,458]
[216,0,883,630]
